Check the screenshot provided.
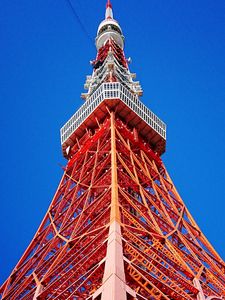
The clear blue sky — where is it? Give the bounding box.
[0,0,225,283]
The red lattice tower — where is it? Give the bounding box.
[1,2,225,300]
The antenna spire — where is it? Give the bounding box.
[105,0,113,19]
[106,0,112,8]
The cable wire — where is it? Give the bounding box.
[65,0,94,44]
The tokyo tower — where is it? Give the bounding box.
[1,1,225,299]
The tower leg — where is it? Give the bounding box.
[100,112,127,299]
[33,284,43,300]
[101,221,127,300]
[193,278,206,300]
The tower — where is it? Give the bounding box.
[1,1,225,299]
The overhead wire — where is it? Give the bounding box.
[65,0,94,45]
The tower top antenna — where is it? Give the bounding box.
[105,0,113,19]
[96,0,123,49]
[106,0,112,9]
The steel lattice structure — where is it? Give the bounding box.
[1,1,225,300]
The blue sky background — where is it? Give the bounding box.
[0,0,225,283]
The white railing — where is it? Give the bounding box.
[60,83,166,144]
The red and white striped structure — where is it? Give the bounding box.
[1,2,225,299]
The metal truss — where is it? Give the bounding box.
[2,2,224,299]
[1,111,225,300]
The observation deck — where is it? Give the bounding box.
[61,82,166,158]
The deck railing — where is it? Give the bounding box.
[60,82,166,144]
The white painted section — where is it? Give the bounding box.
[193,278,206,300]
[96,31,124,50]
[97,19,122,36]
[101,221,127,300]
[106,7,113,19]
[61,82,166,146]
[96,18,124,50]
[33,284,43,300]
